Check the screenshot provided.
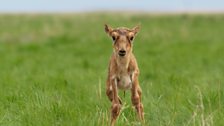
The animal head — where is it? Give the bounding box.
[105,24,140,57]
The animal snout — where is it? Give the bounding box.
[118,50,126,57]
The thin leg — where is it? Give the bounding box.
[106,77,113,101]
[131,78,144,121]
[106,86,122,104]
[106,86,113,102]
[110,79,121,126]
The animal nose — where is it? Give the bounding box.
[118,50,126,56]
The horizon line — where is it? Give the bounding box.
[1,9,224,14]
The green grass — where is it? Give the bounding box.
[0,13,224,126]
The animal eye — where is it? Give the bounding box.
[112,36,116,41]
[130,36,134,41]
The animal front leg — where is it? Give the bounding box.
[131,76,144,121]
[110,78,122,126]
[106,85,122,104]
[106,78,113,102]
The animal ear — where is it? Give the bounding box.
[105,24,113,35]
[132,25,140,35]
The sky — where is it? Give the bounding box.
[0,0,224,13]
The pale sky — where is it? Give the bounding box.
[0,0,224,12]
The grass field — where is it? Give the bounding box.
[0,13,224,126]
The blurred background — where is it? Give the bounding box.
[0,1,224,126]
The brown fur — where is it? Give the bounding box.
[105,24,144,126]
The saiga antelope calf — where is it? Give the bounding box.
[105,24,144,125]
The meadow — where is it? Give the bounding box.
[0,13,224,126]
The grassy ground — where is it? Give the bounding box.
[0,13,224,126]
